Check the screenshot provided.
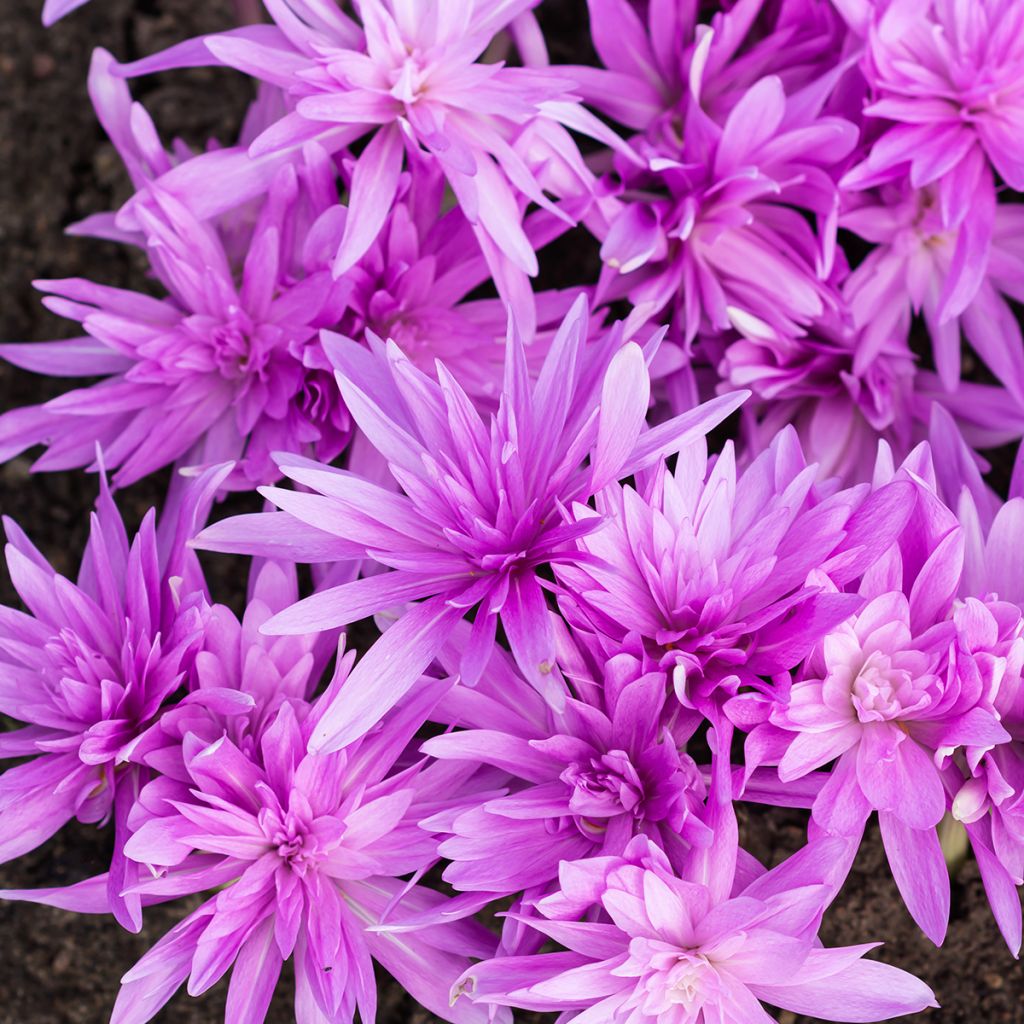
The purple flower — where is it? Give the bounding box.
[0,465,225,929]
[555,427,912,709]
[716,310,920,485]
[738,470,1014,945]
[197,297,746,751]
[842,183,1024,403]
[844,0,1024,277]
[0,146,350,488]
[114,660,497,1024]
[575,0,856,350]
[455,834,936,1024]
[421,633,712,895]
[115,0,622,300]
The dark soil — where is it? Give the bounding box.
[0,1,1021,1021]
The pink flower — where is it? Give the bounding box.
[455,835,936,1024]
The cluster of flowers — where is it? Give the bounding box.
[3,0,1024,1021]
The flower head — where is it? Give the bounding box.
[556,427,912,709]
[422,635,712,895]
[0,464,225,928]
[116,0,621,299]
[456,835,936,1024]
[116,654,496,1024]
[847,0,1024,234]
[0,151,350,488]
[198,297,746,750]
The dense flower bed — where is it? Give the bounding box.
[2,2,1023,1022]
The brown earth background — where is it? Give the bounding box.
[0,1,1021,1021]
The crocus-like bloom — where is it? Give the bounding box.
[114,660,497,1024]
[738,469,1013,945]
[845,0,1024,272]
[0,466,224,929]
[555,427,913,711]
[715,311,920,485]
[0,159,350,488]
[116,0,619,294]
[198,297,747,751]
[573,0,856,349]
[842,184,1024,400]
[421,634,712,895]
[455,835,937,1024]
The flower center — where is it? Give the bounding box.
[561,750,645,829]
[624,938,717,1020]
[263,809,323,876]
[209,313,261,380]
[850,651,915,723]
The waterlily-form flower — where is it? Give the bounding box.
[114,660,496,1024]
[739,469,1013,945]
[0,148,351,488]
[456,834,937,1024]
[844,0,1024,297]
[842,184,1024,404]
[198,297,747,751]
[0,465,225,929]
[555,427,913,711]
[421,630,712,895]
[574,0,856,351]
[114,0,621,301]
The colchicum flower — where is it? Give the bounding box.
[115,0,622,304]
[113,649,497,1024]
[0,154,351,488]
[573,0,856,350]
[555,427,913,710]
[738,468,1013,945]
[197,297,746,751]
[421,633,712,895]
[0,465,224,928]
[845,0,1024,276]
[456,835,937,1024]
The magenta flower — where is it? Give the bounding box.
[0,466,225,929]
[198,297,746,750]
[555,427,913,709]
[574,0,856,350]
[113,658,496,1024]
[716,311,920,485]
[421,634,712,895]
[842,184,1024,401]
[0,156,350,488]
[845,0,1024,264]
[116,0,621,291]
[455,834,936,1024]
[737,469,1014,945]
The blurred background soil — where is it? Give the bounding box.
[0,1,1020,1020]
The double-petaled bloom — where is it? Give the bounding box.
[421,633,713,897]
[455,834,936,1024]
[571,0,856,354]
[737,464,1015,945]
[198,297,746,751]
[555,427,915,715]
[115,0,623,320]
[114,650,497,1024]
[844,0,1024,285]
[0,73,352,488]
[0,466,225,928]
